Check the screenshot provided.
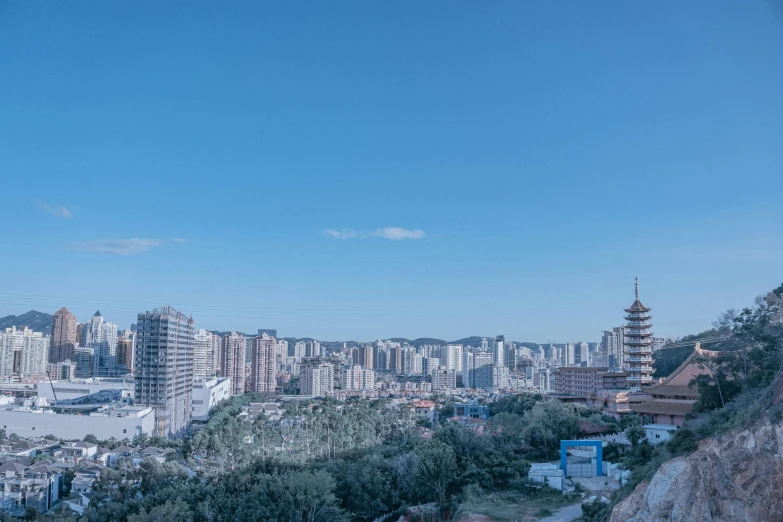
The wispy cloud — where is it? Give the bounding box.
[324,227,426,240]
[171,237,188,243]
[36,200,72,219]
[69,238,161,255]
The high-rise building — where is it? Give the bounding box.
[82,311,119,376]
[493,335,505,367]
[50,307,77,363]
[624,278,654,386]
[250,333,277,393]
[300,361,334,396]
[360,344,374,370]
[221,332,246,395]
[443,345,463,373]
[134,306,194,437]
[462,352,493,388]
[506,343,517,370]
[574,342,589,366]
[194,329,215,378]
[211,333,222,374]
[116,335,134,370]
[257,328,278,338]
[401,346,417,374]
[0,326,49,382]
[389,345,402,373]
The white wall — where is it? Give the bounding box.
[0,407,155,440]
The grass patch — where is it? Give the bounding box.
[454,489,580,522]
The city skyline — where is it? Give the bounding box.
[1,2,781,341]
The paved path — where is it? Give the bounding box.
[537,503,583,522]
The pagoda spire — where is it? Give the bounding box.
[635,276,639,301]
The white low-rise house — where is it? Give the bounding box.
[643,424,678,445]
[528,463,565,491]
[71,464,104,493]
[59,442,98,463]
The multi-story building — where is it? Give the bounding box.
[193,329,215,378]
[134,305,195,437]
[624,278,654,386]
[250,333,277,393]
[506,344,518,370]
[192,376,232,422]
[389,345,402,373]
[211,333,222,374]
[115,336,133,371]
[81,311,119,377]
[492,336,505,367]
[574,342,589,366]
[359,344,374,369]
[341,365,375,391]
[443,345,463,373]
[0,327,49,382]
[300,362,334,396]
[257,328,277,338]
[555,366,628,395]
[462,352,493,388]
[221,332,246,395]
[50,307,77,363]
[431,366,457,392]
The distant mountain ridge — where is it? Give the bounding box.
[0,310,54,335]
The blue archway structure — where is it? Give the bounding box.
[560,440,602,476]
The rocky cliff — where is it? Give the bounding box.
[611,384,783,522]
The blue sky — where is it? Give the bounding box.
[1,1,781,341]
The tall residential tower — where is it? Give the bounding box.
[134,306,195,437]
[50,307,77,363]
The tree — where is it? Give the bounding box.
[485,412,525,453]
[524,401,580,458]
[83,434,99,445]
[667,428,697,457]
[626,425,644,447]
[414,440,457,511]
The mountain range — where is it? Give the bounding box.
[0,310,54,335]
[5,310,548,348]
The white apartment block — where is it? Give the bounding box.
[341,365,375,391]
[194,329,215,378]
[0,327,48,382]
[299,362,334,397]
[443,345,463,373]
[82,312,118,375]
[250,334,277,393]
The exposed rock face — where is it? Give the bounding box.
[611,414,783,521]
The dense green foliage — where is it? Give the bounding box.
[651,344,693,378]
[25,392,606,522]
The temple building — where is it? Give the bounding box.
[624,277,654,386]
[632,342,715,426]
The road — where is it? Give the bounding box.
[537,503,583,522]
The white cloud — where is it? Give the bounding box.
[69,238,161,255]
[370,227,426,240]
[171,237,188,243]
[324,229,359,239]
[36,200,72,218]
[323,227,426,240]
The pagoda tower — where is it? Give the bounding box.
[624,277,654,386]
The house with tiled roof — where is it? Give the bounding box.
[632,343,715,426]
[0,460,63,514]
